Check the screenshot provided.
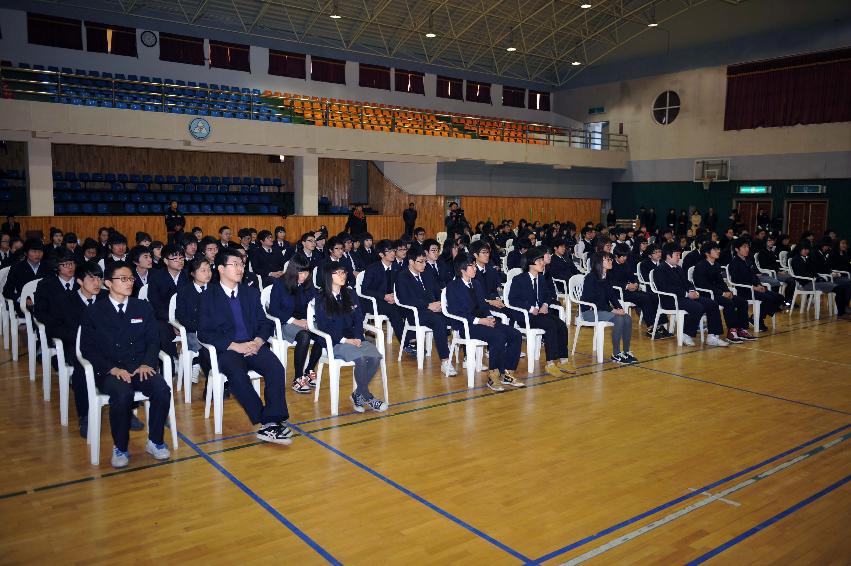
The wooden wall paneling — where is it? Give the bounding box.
[367,162,445,238]
[0,141,27,173]
[318,158,351,206]
[51,145,295,188]
[461,196,602,229]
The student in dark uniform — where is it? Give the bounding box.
[580,252,638,364]
[356,232,378,267]
[80,261,173,468]
[728,239,786,330]
[790,242,850,320]
[148,244,189,357]
[33,249,78,328]
[250,230,286,287]
[198,248,293,444]
[103,233,129,270]
[692,241,755,343]
[273,226,295,263]
[446,254,523,390]
[610,244,670,338]
[174,257,213,387]
[295,232,321,271]
[3,238,49,316]
[422,238,451,289]
[129,245,153,297]
[359,239,406,345]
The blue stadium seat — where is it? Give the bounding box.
[242,177,252,185]
[258,205,269,214]
[268,205,279,214]
[201,204,213,214]
[178,176,188,184]
[188,204,201,214]
[200,176,210,183]
[226,194,239,204]
[55,181,68,190]
[236,205,247,214]
[273,178,282,186]
[81,203,94,214]
[213,205,225,214]
[154,175,165,184]
[210,176,221,184]
[53,171,63,181]
[125,203,137,213]
[105,173,117,182]
[70,182,82,190]
[215,194,226,204]
[190,176,199,184]
[111,182,123,190]
[92,173,104,182]
[252,177,261,185]
[262,178,272,186]
[136,183,148,191]
[143,193,156,203]
[79,172,90,182]
[131,193,143,203]
[183,183,195,192]
[142,175,153,183]
[115,192,129,202]
[55,203,66,214]
[67,203,81,214]
[130,174,141,183]
[218,185,228,193]
[97,203,109,214]
[151,204,163,214]
[196,184,207,193]
[156,193,168,203]
[138,204,150,214]
[221,177,232,185]
[102,193,115,202]
[166,175,177,184]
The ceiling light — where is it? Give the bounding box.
[425,32,436,38]
[329,1,341,18]
[647,3,658,27]
[647,21,658,27]
[572,60,581,66]
[425,10,436,38]
[580,3,592,8]
[506,46,517,52]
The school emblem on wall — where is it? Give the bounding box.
[189,117,211,140]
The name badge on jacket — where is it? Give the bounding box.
[131,318,144,324]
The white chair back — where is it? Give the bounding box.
[567,274,585,304]
[779,251,789,269]
[436,232,447,246]
[138,284,149,301]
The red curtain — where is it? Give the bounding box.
[159,32,204,66]
[209,40,250,72]
[268,50,306,79]
[311,56,346,84]
[724,48,851,130]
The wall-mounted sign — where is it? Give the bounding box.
[189,117,211,140]
[738,185,771,194]
[788,184,826,194]
[588,106,605,115]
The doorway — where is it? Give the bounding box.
[786,200,828,240]
[734,199,772,234]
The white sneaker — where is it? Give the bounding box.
[145,439,171,460]
[706,334,729,347]
[111,446,129,468]
[441,360,458,376]
[681,335,696,346]
[191,364,201,384]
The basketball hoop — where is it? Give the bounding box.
[701,176,713,191]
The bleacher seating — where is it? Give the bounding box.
[0,63,583,147]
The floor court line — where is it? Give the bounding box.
[176,431,342,565]
[685,472,851,565]
[288,422,534,563]
[555,432,851,565]
[735,345,851,367]
[637,366,851,416]
[529,422,851,564]
[0,319,836,501]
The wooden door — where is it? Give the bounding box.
[786,201,828,240]
[735,200,772,234]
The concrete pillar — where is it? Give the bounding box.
[293,155,319,215]
[26,138,53,216]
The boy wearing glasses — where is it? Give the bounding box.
[149,244,189,357]
[198,248,293,445]
[80,262,173,468]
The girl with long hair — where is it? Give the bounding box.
[580,252,637,364]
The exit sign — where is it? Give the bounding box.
[588,106,605,115]
[738,185,771,194]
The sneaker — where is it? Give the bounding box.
[681,335,696,346]
[306,370,317,388]
[364,396,388,412]
[440,360,458,377]
[351,392,365,413]
[621,351,639,364]
[557,362,577,374]
[486,370,505,391]
[402,344,417,357]
[500,371,525,387]
[79,416,88,439]
[726,329,744,344]
[276,422,295,441]
[111,447,129,468]
[256,423,293,445]
[610,353,628,364]
[706,334,729,347]
[737,329,757,341]
[291,376,311,394]
[545,363,563,377]
[130,414,144,431]
[145,439,171,460]
[191,364,201,384]
[656,327,674,339]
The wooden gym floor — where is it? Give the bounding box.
[0,309,849,564]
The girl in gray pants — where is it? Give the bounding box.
[579,252,638,364]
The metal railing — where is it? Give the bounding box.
[0,65,629,151]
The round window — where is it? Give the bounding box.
[652,91,680,125]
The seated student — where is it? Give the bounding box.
[681,244,703,275]
[392,239,407,270]
[395,247,458,377]
[356,232,378,266]
[652,245,729,347]
[422,238,451,289]
[580,252,638,364]
[438,239,459,277]
[129,245,153,297]
[548,237,580,287]
[250,230,286,287]
[268,257,324,394]
[48,261,107,437]
[446,254,524,390]
[33,249,78,327]
[148,244,189,357]
[103,233,128,269]
[4,238,48,316]
[610,244,671,339]
[573,226,596,258]
[198,247,294,444]
[295,232,321,271]
[80,261,173,468]
[692,241,755,343]
[273,226,295,263]
[217,226,232,249]
[359,239,406,345]
[790,242,851,320]
[319,236,354,287]
[313,262,388,412]
[507,238,530,270]
[44,227,65,264]
[830,238,850,275]
[639,244,662,283]
[728,238,786,330]
[508,247,573,376]
[149,241,165,270]
[340,233,364,280]
[470,241,504,298]
[174,257,213,386]
[182,234,199,265]
[756,234,794,301]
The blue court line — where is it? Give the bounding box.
[531,422,851,564]
[685,472,851,565]
[194,358,606,446]
[288,423,534,563]
[638,366,851,416]
[176,432,342,565]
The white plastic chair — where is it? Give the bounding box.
[436,232,447,246]
[20,279,42,380]
[75,328,178,466]
[168,294,197,404]
[259,284,294,370]
[787,263,825,319]
[355,271,392,344]
[648,270,687,346]
[440,288,487,388]
[199,340,262,436]
[568,274,615,363]
[471,234,481,242]
[502,268,544,373]
[54,337,74,427]
[0,266,10,350]
[778,251,790,272]
[137,284,149,301]
[35,317,58,401]
[307,298,388,416]
[394,283,434,369]
[724,265,775,332]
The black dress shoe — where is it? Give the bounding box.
[130,414,145,431]
[79,416,88,438]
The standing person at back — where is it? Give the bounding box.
[198,248,294,444]
[80,261,172,468]
[403,202,417,238]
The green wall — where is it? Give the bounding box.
[612,178,851,237]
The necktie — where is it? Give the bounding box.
[201,285,206,292]
[117,303,125,316]
[416,275,425,291]
[87,298,93,306]
[65,282,71,291]
[384,267,392,293]
[532,277,539,307]
[336,293,343,305]
[231,290,236,299]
